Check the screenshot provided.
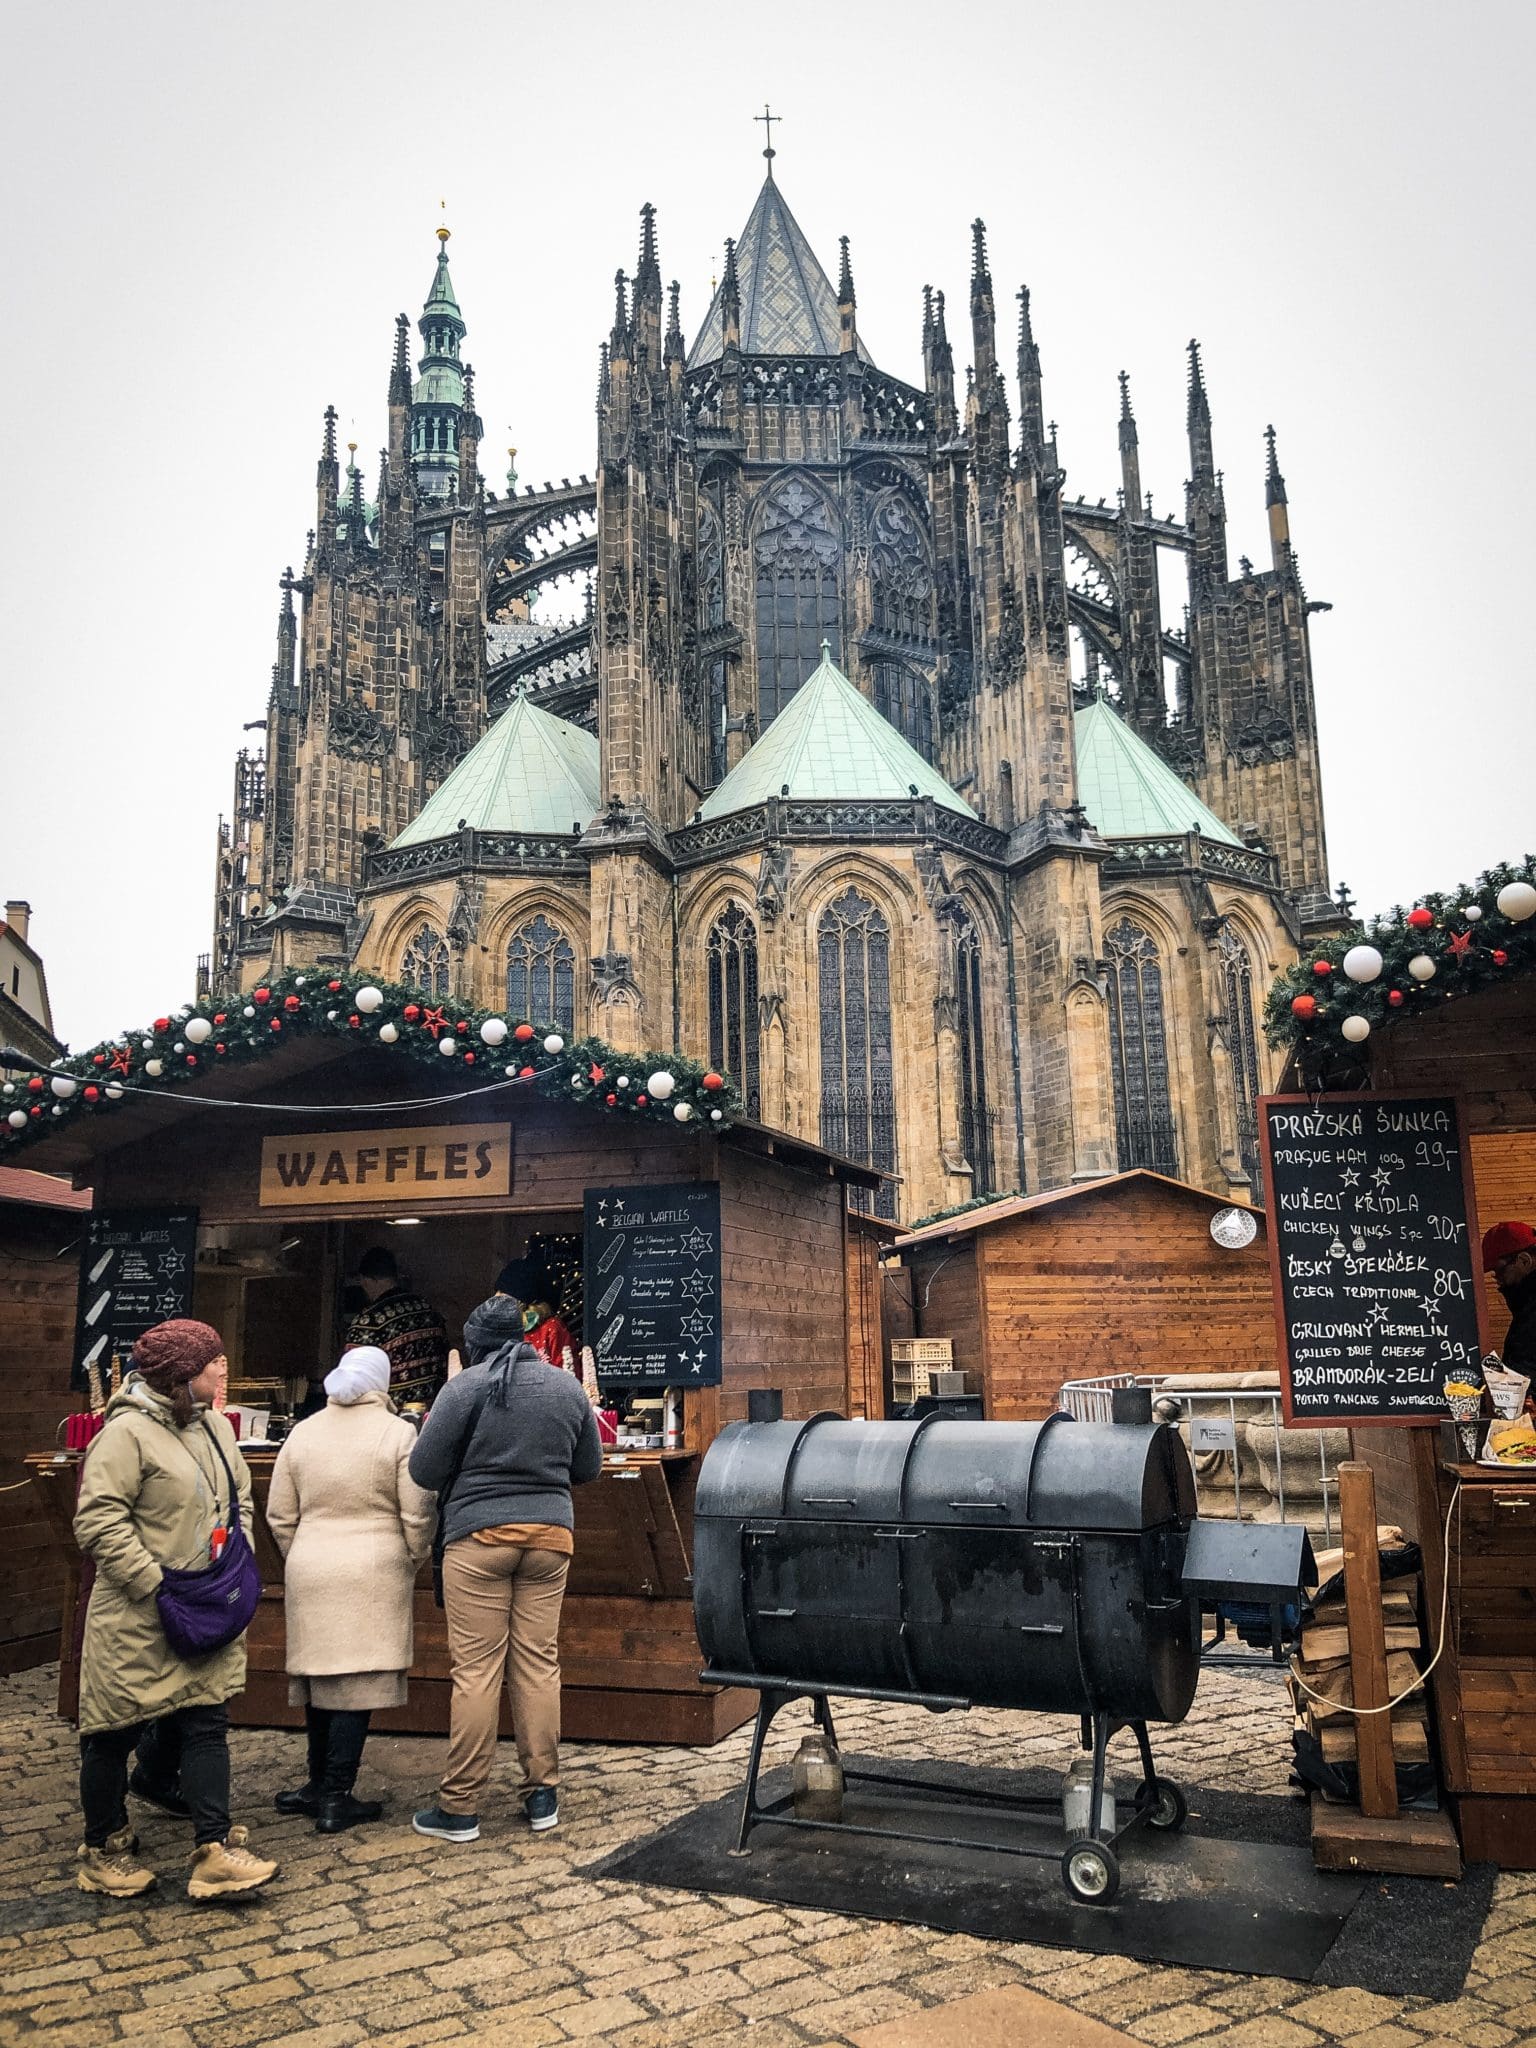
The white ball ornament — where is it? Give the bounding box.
[243,1006,255,1019]
[355,985,384,1014]
[378,1022,400,1045]
[1,1083,11,1096]
[1464,905,1483,922]
[51,1105,62,1117]
[438,1037,457,1056]
[710,1108,724,1122]
[1342,945,1383,984]
[647,1070,676,1101]
[145,1059,164,1078]
[480,1017,508,1047]
[142,1037,155,1050]
[673,1101,692,1122]
[1408,954,1437,982]
[327,1009,338,1022]
[172,1042,186,1056]
[184,1017,213,1045]
[570,1074,583,1088]
[616,1076,630,1090]
[1496,880,1536,923]
[1341,1014,1372,1044]
[50,1076,77,1098]
[105,1084,124,1101]
[8,1109,27,1129]
[295,975,307,986]
[543,1034,565,1055]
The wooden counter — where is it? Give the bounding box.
[26,1446,754,1748]
[1355,1425,1536,1867]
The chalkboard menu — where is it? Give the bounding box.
[73,1206,200,1391]
[1259,1094,1487,1426]
[582,1182,722,1387]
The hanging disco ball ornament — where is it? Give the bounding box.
[1210,1207,1258,1250]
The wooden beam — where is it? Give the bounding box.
[1340,1459,1398,1819]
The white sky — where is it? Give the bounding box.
[2,1,1530,1049]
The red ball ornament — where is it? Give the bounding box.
[519,1065,535,1078]
[513,1023,535,1043]
[269,1018,282,1033]
[153,1016,170,1032]
[1407,907,1434,930]
[26,1077,43,1094]
[1312,960,1332,977]
[403,1004,421,1023]
[328,979,342,993]
[283,994,301,1011]
[92,1054,105,1067]
[84,1086,99,1103]
[702,1071,724,1091]
[215,1043,227,1055]
[606,1092,617,1105]
[1388,989,1405,1007]
[213,1013,227,1026]
[348,1014,361,1029]
[636,1093,648,1106]
[1290,994,1318,1021]
[1493,949,1509,966]
[457,1020,469,1036]
[29,1106,40,1119]
[464,1051,476,1065]
[253,988,271,1005]
[186,1054,198,1067]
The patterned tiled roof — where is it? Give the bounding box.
[688,172,867,367]
[697,645,973,820]
[1073,693,1240,844]
[392,693,599,846]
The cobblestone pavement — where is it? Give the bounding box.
[2,1662,1533,2048]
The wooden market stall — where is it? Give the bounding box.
[887,1169,1277,1419]
[16,1032,878,1746]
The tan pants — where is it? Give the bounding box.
[439,1540,569,1814]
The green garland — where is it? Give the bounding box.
[1264,856,1536,1083]
[0,968,742,1152]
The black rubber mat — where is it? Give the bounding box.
[586,1756,1494,1999]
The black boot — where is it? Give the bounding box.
[275,1705,329,1817]
[316,1711,381,1834]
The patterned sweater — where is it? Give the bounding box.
[344,1289,449,1406]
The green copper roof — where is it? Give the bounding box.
[689,172,867,368]
[423,240,463,326]
[392,694,599,847]
[1073,693,1240,844]
[698,646,973,821]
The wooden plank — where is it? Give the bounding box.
[1454,1794,1536,1869]
[1309,1794,1461,1879]
[1339,1461,1398,1819]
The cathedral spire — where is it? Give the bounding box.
[970,218,997,384]
[411,223,467,500]
[1265,422,1291,563]
[610,269,630,353]
[837,235,858,356]
[1187,338,1214,481]
[632,205,664,369]
[664,279,684,365]
[719,237,740,354]
[458,364,481,504]
[1016,284,1044,454]
[1118,369,1141,509]
[1264,421,1287,506]
[387,312,412,474]
[315,404,339,553]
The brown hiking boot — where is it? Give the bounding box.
[187,1825,278,1900]
[77,1827,156,1897]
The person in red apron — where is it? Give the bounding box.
[494,1258,577,1376]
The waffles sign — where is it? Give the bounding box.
[258,1125,512,1208]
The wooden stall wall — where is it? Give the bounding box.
[908,1241,985,1383]
[976,1181,1277,1418]
[714,1147,848,1433]
[0,1194,82,1672]
[844,1216,889,1418]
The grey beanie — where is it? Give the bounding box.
[463,1294,529,1364]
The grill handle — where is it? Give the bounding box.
[800,1496,856,1507]
[948,1500,1008,1511]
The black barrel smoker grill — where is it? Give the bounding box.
[694,1414,1311,1905]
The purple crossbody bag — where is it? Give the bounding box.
[154,1420,262,1659]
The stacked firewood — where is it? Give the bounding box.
[1288,1525,1431,1768]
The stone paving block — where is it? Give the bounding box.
[299,1937,455,1992]
[1211,2022,1326,2048]
[1128,2003,1228,2045]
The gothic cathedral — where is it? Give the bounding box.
[209,143,1341,1223]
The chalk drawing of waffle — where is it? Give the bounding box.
[596,1314,625,1359]
[596,1231,626,1275]
[84,1289,113,1328]
[88,1250,114,1285]
[595,1273,624,1321]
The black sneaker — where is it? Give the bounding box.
[128,1770,191,1820]
[524,1787,559,1832]
[316,1794,384,1835]
[274,1784,321,1818]
[412,1805,479,1843]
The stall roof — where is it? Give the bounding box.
[0,1165,91,1212]
[892,1170,1263,1250]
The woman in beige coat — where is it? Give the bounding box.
[266,1346,435,1832]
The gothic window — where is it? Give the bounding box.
[506,913,576,1033]
[954,913,993,1195]
[706,905,760,1119]
[873,661,935,763]
[1219,924,1263,1196]
[400,923,450,1000]
[753,478,841,726]
[818,887,898,1220]
[697,495,730,784]
[1104,918,1178,1177]
[870,496,934,646]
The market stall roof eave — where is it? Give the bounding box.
[7,1037,884,1196]
[891,1168,1264,1250]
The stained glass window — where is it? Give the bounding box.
[507,914,576,1034]
[1219,924,1262,1197]
[873,661,935,763]
[818,888,898,1220]
[706,905,761,1119]
[400,923,450,999]
[1104,918,1178,1176]
[954,913,993,1194]
[754,478,841,725]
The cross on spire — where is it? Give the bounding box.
[755,102,780,172]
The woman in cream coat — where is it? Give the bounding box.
[266,1347,435,1833]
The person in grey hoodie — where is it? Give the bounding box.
[408,1291,602,1842]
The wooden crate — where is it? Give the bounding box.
[891,1338,954,1367]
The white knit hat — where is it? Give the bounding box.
[325,1346,392,1405]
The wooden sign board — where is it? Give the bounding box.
[258,1124,512,1209]
[583,1181,723,1386]
[1258,1093,1488,1427]
[75,1205,200,1389]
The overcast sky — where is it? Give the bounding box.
[2,2,1529,1049]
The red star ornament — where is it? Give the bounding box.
[420,1007,449,1039]
[108,1046,133,1077]
[1446,930,1472,957]
[589,1063,606,1085]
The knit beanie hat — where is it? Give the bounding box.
[464,1294,530,1364]
[494,1257,555,1307]
[131,1319,226,1390]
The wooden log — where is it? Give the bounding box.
[1339,1460,1398,1819]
